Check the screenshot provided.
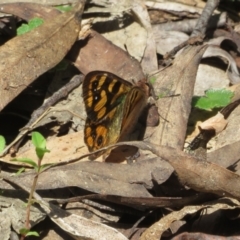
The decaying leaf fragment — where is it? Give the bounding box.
[141,197,240,240]
[0,1,85,111]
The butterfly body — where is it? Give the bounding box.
[82,71,148,159]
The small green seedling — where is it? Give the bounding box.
[31,131,50,160]
[192,89,234,111]
[17,18,44,36]
[11,132,50,239]
[11,132,50,172]
[0,135,6,153]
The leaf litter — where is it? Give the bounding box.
[0,0,240,239]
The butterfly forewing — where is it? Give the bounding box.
[82,71,132,122]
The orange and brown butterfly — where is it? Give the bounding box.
[82,71,149,159]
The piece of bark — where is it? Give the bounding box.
[0,1,84,111]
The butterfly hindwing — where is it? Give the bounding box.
[120,87,147,138]
[84,104,125,158]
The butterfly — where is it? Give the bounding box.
[82,71,149,159]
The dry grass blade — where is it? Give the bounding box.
[0,1,85,111]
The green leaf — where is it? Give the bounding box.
[192,89,234,110]
[26,231,39,237]
[19,228,29,235]
[32,132,50,159]
[55,5,73,12]
[11,158,38,169]
[39,163,53,172]
[32,132,46,149]
[20,228,39,237]
[35,147,50,160]
[17,17,44,35]
[0,135,6,153]
[15,167,26,176]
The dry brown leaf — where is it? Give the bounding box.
[208,140,240,170]
[149,45,207,149]
[0,194,46,233]
[84,0,151,66]
[67,29,145,81]
[34,194,129,240]
[194,63,230,96]
[199,112,228,134]
[132,1,158,73]
[10,139,240,202]
[207,106,240,169]
[205,85,240,169]
[141,197,240,240]
[109,141,240,200]
[154,30,189,55]
[203,43,240,84]
[3,157,173,197]
[0,2,60,20]
[0,1,84,111]
[0,213,11,240]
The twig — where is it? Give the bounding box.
[23,74,84,130]
[191,0,220,37]
[164,0,220,59]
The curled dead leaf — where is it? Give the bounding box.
[199,112,228,134]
